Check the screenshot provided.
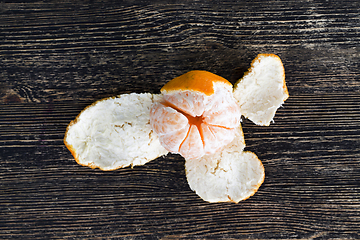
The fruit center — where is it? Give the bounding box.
[150,88,241,160]
[163,100,204,128]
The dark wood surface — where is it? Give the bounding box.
[1,1,359,239]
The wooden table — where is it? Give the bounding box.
[1,1,359,239]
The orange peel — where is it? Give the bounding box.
[161,70,232,96]
[64,93,168,171]
[233,54,289,126]
[185,127,264,203]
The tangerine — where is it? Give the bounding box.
[150,71,241,160]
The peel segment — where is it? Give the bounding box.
[161,70,232,96]
[233,54,289,126]
[64,93,168,171]
[185,126,265,203]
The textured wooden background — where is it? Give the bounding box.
[1,0,359,239]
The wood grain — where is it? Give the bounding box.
[1,0,359,239]
[1,0,359,103]
[1,95,359,239]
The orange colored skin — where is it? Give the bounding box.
[161,70,232,96]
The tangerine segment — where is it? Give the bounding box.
[159,123,190,153]
[203,90,241,128]
[161,70,232,96]
[150,102,189,136]
[179,125,205,160]
[200,124,236,155]
[163,90,206,117]
[203,105,240,128]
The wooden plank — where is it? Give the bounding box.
[0,1,359,103]
[1,95,359,238]
[1,0,359,239]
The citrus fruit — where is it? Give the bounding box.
[64,93,168,170]
[233,54,289,126]
[150,70,241,160]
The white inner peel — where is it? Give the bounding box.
[233,54,288,126]
[65,93,168,170]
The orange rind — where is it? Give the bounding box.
[233,54,289,126]
[161,70,232,96]
[64,93,168,171]
[185,127,264,203]
[186,150,265,203]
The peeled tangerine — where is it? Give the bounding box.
[64,54,288,203]
[149,70,265,203]
[150,70,241,160]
